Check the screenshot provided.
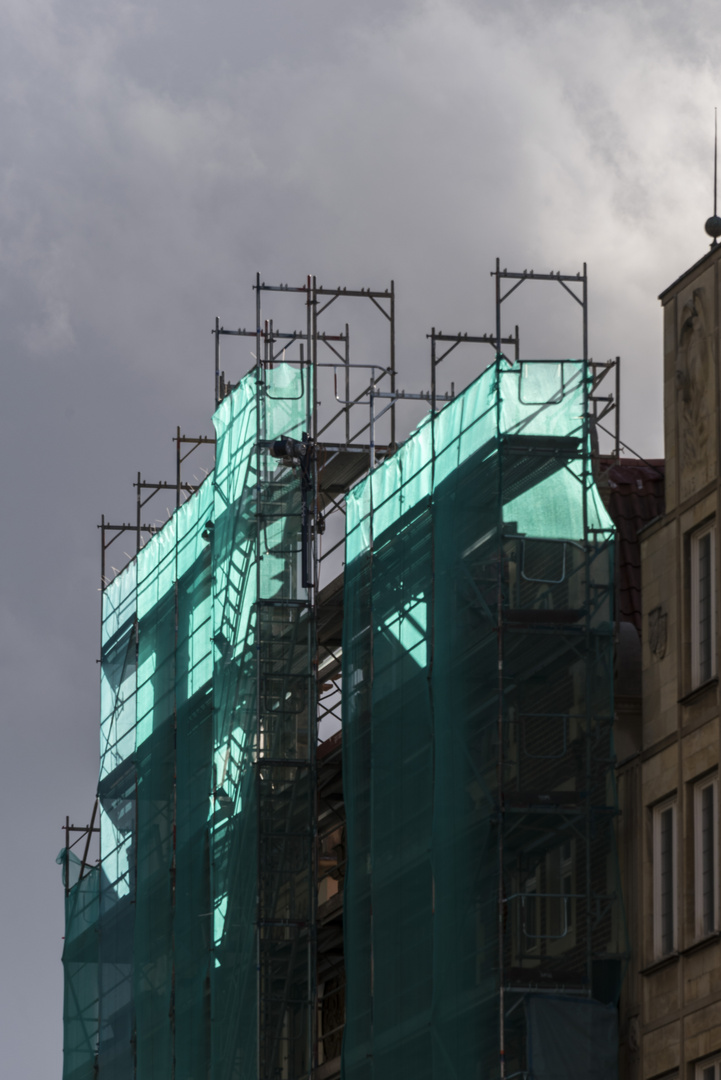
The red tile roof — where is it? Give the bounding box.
[597,457,665,636]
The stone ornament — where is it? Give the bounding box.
[676,288,714,498]
[648,605,667,660]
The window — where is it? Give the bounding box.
[510,868,542,963]
[695,775,718,938]
[691,523,716,687]
[523,872,539,947]
[547,840,574,939]
[561,839,574,932]
[653,798,677,957]
[696,1058,721,1080]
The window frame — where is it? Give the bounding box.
[691,522,717,689]
[561,839,574,934]
[652,796,678,958]
[545,839,575,944]
[523,870,539,952]
[696,1057,721,1080]
[694,774,719,939]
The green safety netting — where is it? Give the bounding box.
[211,363,312,1080]
[63,362,312,1080]
[61,862,100,1080]
[61,352,626,1080]
[342,358,625,1080]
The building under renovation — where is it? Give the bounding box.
[61,266,629,1080]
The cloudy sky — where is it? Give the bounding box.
[0,0,718,1073]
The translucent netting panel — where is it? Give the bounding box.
[346,361,610,547]
[496,365,623,1034]
[66,366,311,1079]
[526,995,619,1080]
[134,478,215,1079]
[135,564,174,1077]
[62,867,100,1080]
[99,568,137,1080]
[210,374,258,1080]
[211,364,310,1080]
[174,483,213,1080]
[175,481,214,1080]
[342,361,621,1080]
[82,468,216,1078]
[256,367,315,1080]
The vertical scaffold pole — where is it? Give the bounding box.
[615,356,621,460]
[65,815,70,898]
[390,280,396,447]
[345,323,350,446]
[582,264,594,1000]
[306,275,313,448]
[254,269,262,1080]
[100,514,106,591]
[175,427,181,510]
[312,277,318,446]
[310,287,318,1080]
[215,316,220,409]
[171,484,179,1079]
[494,257,506,1080]
[136,472,142,554]
[582,263,588,368]
[307,271,320,1076]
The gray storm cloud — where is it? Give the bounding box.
[0,0,717,1074]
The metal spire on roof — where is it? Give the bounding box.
[705,107,721,246]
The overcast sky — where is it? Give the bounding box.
[1,0,718,1073]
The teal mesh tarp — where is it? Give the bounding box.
[342,359,624,1080]
[93,474,215,1080]
[61,352,626,1080]
[211,363,312,1080]
[63,362,313,1080]
[526,995,619,1080]
[98,565,137,1080]
[61,865,100,1080]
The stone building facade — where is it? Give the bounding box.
[620,243,721,1080]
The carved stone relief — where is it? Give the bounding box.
[675,288,715,499]
[648,606,667,660]
[628,1016,640,1054]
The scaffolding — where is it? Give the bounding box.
[341,266,625,1079]
[62,274,407,1080]
[211,277,404,1079]
[61,263,625,1080]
